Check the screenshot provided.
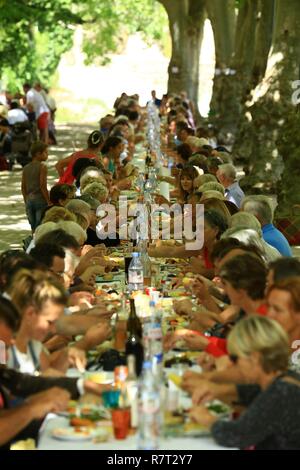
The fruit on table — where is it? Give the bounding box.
[182,277,191,286]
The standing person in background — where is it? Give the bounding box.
[23,83,49,144]
[56,130,104,185]
[21,142,50,232]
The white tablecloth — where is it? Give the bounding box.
[38,415,233,451]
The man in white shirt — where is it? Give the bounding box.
[23,83,49,143]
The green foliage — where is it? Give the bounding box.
[0,0,168,91]
[80,0,169,65]
[0,0,80,91]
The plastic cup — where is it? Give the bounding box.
[111,408,131,439]
[102,389,121,409]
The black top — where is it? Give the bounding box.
[0,365,79,402]
[86,227,120,247]
[212,371,300,450]
[0,366,80,449]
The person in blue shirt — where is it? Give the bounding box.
[241,195,292,257]
[216,163,245,208]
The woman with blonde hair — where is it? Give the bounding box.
[7,269,70,375]
[190,315,300,449]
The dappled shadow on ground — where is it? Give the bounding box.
[0,124,94,252]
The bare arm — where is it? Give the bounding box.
[0,404,40,446]
[55,155,74,176]
[55,314,100,337]
[39,164,50,204]
[205,365,247,384]
[148,244,201,258]
[21,172,27,203]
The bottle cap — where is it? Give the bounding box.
[143,361,152,370]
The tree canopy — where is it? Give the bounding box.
[0,0,168,90]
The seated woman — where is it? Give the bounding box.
[101,136,131,190]
[7,269,111,375]
[149,209,228,271]
[165,252,267,360]
[190,315,300,450]
[7,269,71,375]
[155,166,199,206]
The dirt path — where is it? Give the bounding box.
[0,123,95,253]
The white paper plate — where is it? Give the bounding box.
[52,427,95,441]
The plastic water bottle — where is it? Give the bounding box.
[137,240,151,287]
[128,253,144,291]
[149,301,163,362]
[137,361,161,450]
[143,301,163,365]
[136,172,144,193]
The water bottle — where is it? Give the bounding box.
[148,300,163,362]
[137,240,151,287]
[137,361,161,450]
[128,253,144,291]
[143,301,163,365]
[136,172,144,193]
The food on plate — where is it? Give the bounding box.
[164,411,184,426]
[66,400,78,414]
[52,427,93,440]
[95,288,107,296]
[70,417,96,428]
[103,273,114,281]
[168,290,188,298]
[183,422,208,433]
[206,401,231,416]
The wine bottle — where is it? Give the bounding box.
[125,299,144,376]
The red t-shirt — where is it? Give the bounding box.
[58,150,98,184]
[198,304,268,358]
[203,247,214,270]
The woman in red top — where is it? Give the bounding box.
[165,253,268,358]
[56,130,104,185]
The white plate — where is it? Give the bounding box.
[52,427,95,441]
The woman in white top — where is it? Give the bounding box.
[7,269,77,376]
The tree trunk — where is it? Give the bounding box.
[205,0,236,129]
[272,0,300,220]
[252,0,275,87]
[237,0,300,198]
[158,0,206,121]
[232,0,274,171]
[208,0,259,137]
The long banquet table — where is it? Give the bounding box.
[38,414,233,450]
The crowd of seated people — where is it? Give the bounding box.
[0,88,299,451]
